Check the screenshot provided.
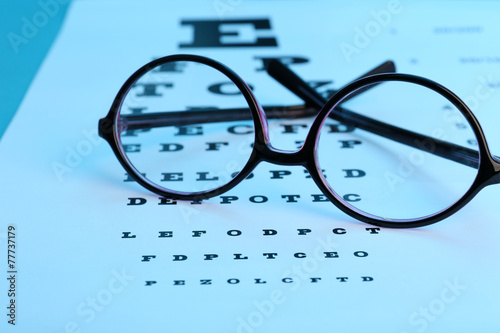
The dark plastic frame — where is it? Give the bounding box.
[99,54,500,228]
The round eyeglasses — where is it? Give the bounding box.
[98,54,500,228]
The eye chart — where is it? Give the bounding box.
[1,1,500,332]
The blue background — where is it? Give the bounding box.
[0,0,70,139]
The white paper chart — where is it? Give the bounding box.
[1,1,500,332]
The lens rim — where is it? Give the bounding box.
[306,73,495,228]
[99,54,267,200]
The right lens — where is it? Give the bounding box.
[316,79,480,222]
[117,59,255,194]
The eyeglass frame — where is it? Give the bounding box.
[98,54,500,228]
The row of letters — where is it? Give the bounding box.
[140,251,369,262]
[122,228,381,239]
[144,276,374,286]
[127,193,363,205]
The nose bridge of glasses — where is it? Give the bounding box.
[257,141,313,167]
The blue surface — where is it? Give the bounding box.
[0,0,70,139]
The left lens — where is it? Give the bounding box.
[316,78,480,223]
[117,58,255,195]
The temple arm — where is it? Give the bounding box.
[120,105,317,131]
[266,60,479,169]
[120,60,395,130]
